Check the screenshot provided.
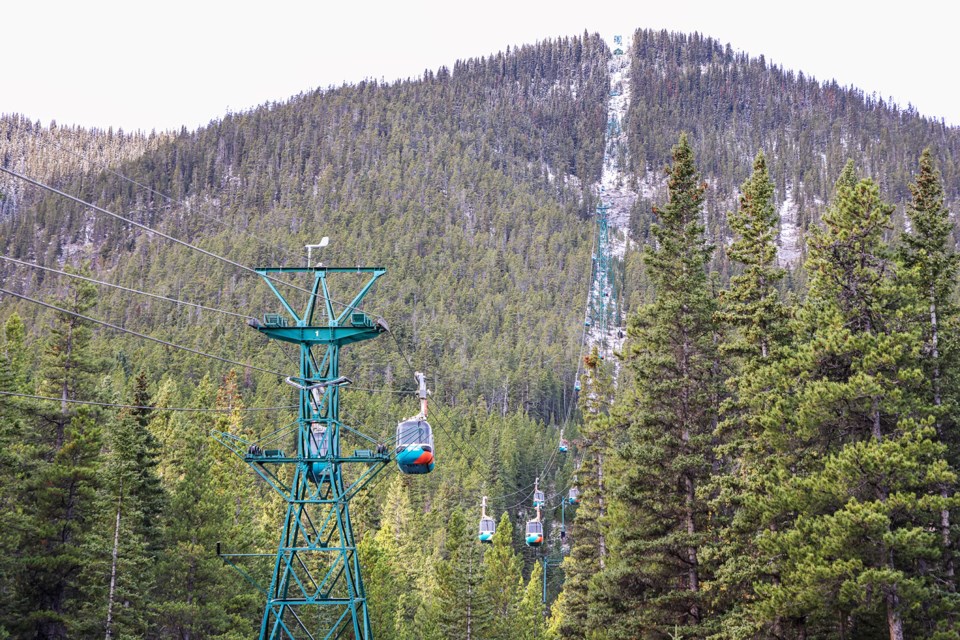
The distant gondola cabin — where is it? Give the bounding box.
[479,516,496,543]
[533,489,545,508]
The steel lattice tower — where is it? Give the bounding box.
[215,266,391,639]
[591,202,612,336]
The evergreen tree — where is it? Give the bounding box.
[361,534,402,640]
[707,150,791,633]
[76,410,158,637]
[594,133,719,637]
[0,313,28,635]
[432,509,488,639]
[901,147,960,585]
[744,164,959,638]
[479,512,524,639]
[13,275,104,639]
[516,560,547,640]
[151,376,258,637]
[74,372,166,637]
[554,350,614,638]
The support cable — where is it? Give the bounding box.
[0,287,285,377]
[387,327,560,506]
[0,390,295,413]
[37,136,292,258]
[386,328,490,464]
[0,255,254,320]
[0,165,318,299]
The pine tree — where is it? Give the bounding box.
[479,512,524,639]
[151,376,258,637]
[432,509,488,639]
[13,274,105,639]
[743,164,959,638]
[0,313,29,635]
[707,150,791,632]
[901,148,960,586]
[76,410,157,637]
[73,372,167,637]
[361,534,402,640]
[515,560,547,640]
[366,475,420,640]
[594,133,719,637]
[553,350,613,638]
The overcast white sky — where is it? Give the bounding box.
[5,0,957,133]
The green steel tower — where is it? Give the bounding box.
[590,202,612,340]
[215,265,391,639]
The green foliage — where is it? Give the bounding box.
[2,26,960,640]
[595,134,719,638]
[703,150,792,631]
[553,350,614,639]
[727,166,960,638]
[480,513,525,639]
[433,509,489,639]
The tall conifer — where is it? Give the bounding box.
[594,133,719,637]
[707,151,791,633]
[901,148,960,585]
[745,164,959,638]
[554,349,613,638]
[14,275,104,638]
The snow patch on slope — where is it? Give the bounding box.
[777,184,802,267]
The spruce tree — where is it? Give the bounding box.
[707,150,791,632]
[744,164,959,638]
[901,148,960,585]
[478,512,524,639]
[0,313,28,635]
[594,133,719,637]
[13,275,104,639]
[77,410,157,637]
[515,560,547,640]
[432,509,488,639]
[151,376,258,637]
[553,349,614,638]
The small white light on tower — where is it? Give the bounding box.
[306,237,331,267]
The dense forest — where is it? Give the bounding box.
[1,27,959,639]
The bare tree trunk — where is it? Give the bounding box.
[886,587,905,640]
[685,469,700,621]
[597,451,606,569]
[930,294,954,580]
[105,480,123,640]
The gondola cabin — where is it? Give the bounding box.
[568,487,581,505]
[307,424,330,484]
[478,496,496,543]
[533,489,545,508]
[574,380,581,392]
[525,520,544,547]
[479,516,496,543]
[559,438,569,453]
[395,418,434,474]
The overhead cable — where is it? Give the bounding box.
[0,287,284,377]
[0,165,316,298]
[0,255,254,320]
[0,391,295,413]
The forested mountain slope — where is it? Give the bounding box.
[623,30,960,282]
[2,26,960,639]
[1,33,609,423]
